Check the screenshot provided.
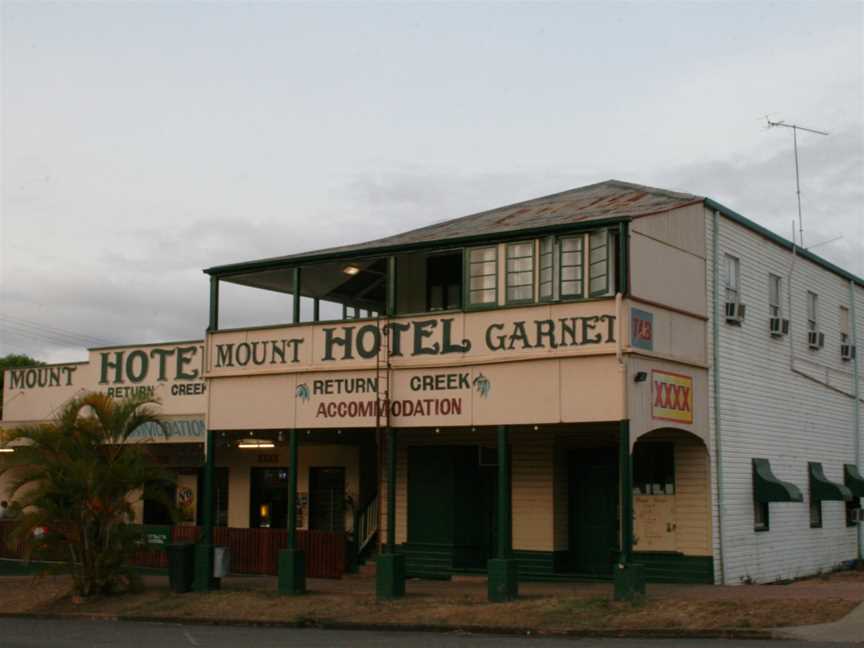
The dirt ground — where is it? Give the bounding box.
[1,568,861,632]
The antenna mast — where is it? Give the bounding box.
[766,118,828,248]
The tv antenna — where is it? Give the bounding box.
[766,118,828,248]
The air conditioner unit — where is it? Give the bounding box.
[769,317,789,337]
[725,302,746,324]
[841,344,856,361]
[808,330,825,350]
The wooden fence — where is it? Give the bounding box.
[2,522,346,579]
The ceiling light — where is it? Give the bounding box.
[343,265,360,276]
[0,448,14,453]
[238,440,275,449]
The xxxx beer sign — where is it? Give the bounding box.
[651,370,693,424]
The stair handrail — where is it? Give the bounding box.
[355,495,379,555]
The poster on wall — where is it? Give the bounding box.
[651,369,693,424]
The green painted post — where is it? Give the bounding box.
[193,429,216,591]
[488,425,517,602]
[376,427,405,599]
[208,277,219,331]
[386,256,396,317]
[617,222,629,295]
[619,420,633,564]
[313,298,320,322]
[386,428,396,552]
[279,429,306,594]
[614,419,645,601]
[292,267,301,324]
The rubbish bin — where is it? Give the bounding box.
[213,546,231,578]
[167,543,195,593]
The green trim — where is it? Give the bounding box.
[631,552,714,584]
[204,217,630,279]
[705,198,864,288]
[844,464,864,497]
[753,458,803,503]
[809,462,853,502]
[504,240,535,305]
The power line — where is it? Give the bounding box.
[0,315,116,347]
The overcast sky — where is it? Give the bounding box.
[1,1,862,363]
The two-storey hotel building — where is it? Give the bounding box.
[3,180,862,587]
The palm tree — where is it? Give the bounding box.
[0,392,176,597]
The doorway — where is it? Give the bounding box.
[568,449,619,575]
[406,446,499,570]
[250,467,290,528]
[309,467,346,532]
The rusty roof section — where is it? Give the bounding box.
[207,180,703,274]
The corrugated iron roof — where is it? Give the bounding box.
[207,180,701,275]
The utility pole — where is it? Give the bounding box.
[766,119,828,248]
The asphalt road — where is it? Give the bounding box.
[0,618,860,648]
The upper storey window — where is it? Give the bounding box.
[465,227,617,310]
[506,241,535,303]
[724,255,740,304]
[467,246,498,307]
[559,235,584,299]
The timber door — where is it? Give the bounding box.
[309,467,346,532]
[568,450,619,575]
[407,446,496,570]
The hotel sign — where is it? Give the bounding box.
[651,369,693,424]
[209,309,617,374]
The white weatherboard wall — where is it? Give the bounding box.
[708,208,863,584]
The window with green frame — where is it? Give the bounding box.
[539,237,554,301]
[559,235,584,299]
[467,246,498,306]
[506,241,534,303]
[589,229,610,296]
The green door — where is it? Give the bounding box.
[569,450,619,575]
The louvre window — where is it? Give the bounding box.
[506,241,535,303]
[467,246,498,306]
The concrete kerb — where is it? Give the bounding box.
[772,599,864,644]
[0,611,776,640]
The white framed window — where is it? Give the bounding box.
[589,230,610,296]
[724,255,740,304]
[768,274,782,318]
[505,241,535,303]
[807,291,818,332]
[467,246,498,306]
[559,235,584,299]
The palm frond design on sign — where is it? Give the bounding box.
[295,383,310,402]
[473,373,491,398]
